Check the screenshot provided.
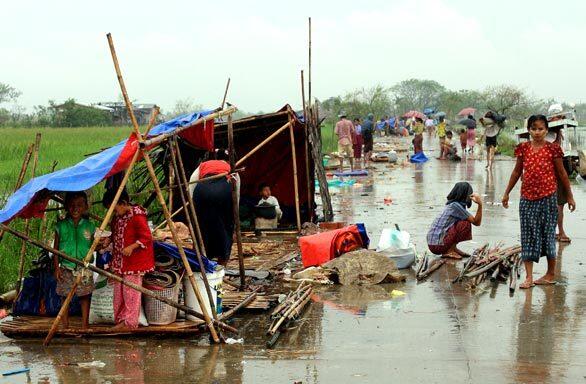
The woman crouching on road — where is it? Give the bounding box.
[427,182,483,259]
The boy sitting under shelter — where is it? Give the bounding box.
[255,183,282,229]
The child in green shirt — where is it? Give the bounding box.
[53,191,96,329]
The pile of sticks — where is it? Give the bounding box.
[415,253,446,281]
[266,281,312,348]
[453,244,522,291]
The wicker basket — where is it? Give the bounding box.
[143,284,180,325]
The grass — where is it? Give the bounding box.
[320,122,337,154]
[0,127,130,293]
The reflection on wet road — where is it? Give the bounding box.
[2,138,585,383]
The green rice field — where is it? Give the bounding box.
[0,127,130,293]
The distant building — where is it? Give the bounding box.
[94,102,160,125]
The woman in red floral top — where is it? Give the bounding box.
[103,188,154,330]
[502,115,575,289]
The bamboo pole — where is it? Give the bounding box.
[15,133,42,295]
[142,107,237,148]
[44,147,141,346]
[152,204,187,231]
[143,106,160,138]
[140,148,220,343]
[288,114,302,231]
[227,113,245,289]
[308,17,312,107]
[0,144,34,243]
[221,78,231,110]
[107,33,140,135]
[235,121,291,167]
[0,223,237,334]
[172,140,207,258]
[300,70,312,220]
[169,140,218,320]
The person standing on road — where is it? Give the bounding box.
[412,117,425,154]
[436,116,447,159]
[545,128,572,243]
[352,117,363,169]
[466,115,477,155]
[502,114,576,289]
[480,111,501,169]
[362,113,375,169]
[335,112,355,171]
[427,182,483,259]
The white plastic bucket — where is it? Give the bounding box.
[183,268,225,321]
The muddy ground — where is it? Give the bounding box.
[1,135,585,383]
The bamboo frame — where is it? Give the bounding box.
[168,139,218,320]
[300,70,313,220]
[0,224,237,334]
[172,140,207,258]
[288,113,302,231]
[106,33,220,343]
[16,133,41,295]
[227,114,246,289]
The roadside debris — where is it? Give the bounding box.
[453,244,522,291]
[415,253,446,281]
[267,282,312,348]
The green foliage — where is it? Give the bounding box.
[0,82,21,104]
[53,99,112,127]
[390,79,446,113]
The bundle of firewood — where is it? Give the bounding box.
[266,281,312,348]
[453,244,522,291]
[415,253,446,281]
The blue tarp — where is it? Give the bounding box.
[410,152,429,163]
[154,241,218,273]
[0,110,213,224]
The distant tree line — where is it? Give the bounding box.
[319,79,586,127]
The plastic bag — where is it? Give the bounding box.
[377,228,410,251]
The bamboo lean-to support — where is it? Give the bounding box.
[16,133,42,296]
[300,70,312,220]
[0,224,237,334]
[168,139,218,320]
[106,33,220,342]
[227,114,246,289]
[172,140,208,261]
[288,112,302,231]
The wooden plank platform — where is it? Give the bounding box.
[0,316,205,338]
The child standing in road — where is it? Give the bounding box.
[502,115,576,289]
[459,129,467,154]
[53,191,96,329]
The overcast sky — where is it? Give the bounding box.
[3,0,585,114]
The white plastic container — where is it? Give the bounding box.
[183,267,225,321]
[378,246,417,269]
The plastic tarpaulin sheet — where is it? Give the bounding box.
[0,110,214,224]
[154,241,218,273]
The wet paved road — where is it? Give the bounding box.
[1,136,585,383]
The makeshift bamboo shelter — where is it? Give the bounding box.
[0,33,312,344]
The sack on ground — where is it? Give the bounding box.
[89,276,148,326]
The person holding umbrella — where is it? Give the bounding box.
[458,115,477,155]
